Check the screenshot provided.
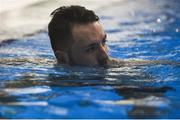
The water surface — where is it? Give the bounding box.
[0,0,180,118]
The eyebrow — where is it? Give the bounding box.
[86,34,107,48]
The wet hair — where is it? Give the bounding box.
[48,5,99,53]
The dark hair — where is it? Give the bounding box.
[48,5,99,53]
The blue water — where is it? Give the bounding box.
[0,0,180,119]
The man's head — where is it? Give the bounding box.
[48,5,109,67]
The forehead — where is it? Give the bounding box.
[72,22,105,45]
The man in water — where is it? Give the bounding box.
[48,5,178,67]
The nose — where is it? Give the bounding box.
[97,45,109,66]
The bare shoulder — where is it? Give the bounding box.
[108,57,180,67]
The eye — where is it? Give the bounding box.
[86,46,97,53]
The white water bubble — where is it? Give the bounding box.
[156,18,161,23]
[3,86,51,95]
[175,28,179,32]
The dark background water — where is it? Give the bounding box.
[0,0,180,118]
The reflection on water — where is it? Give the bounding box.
[0,0,180,119]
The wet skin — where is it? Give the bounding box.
[65,21,109,67]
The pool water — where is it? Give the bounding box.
[0,0,180,119]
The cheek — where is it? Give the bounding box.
[70,45,98,65]
[70,46,81,62]
[86,53,99,63]
[81,52,99,65]
[85,53,96,60]
[72,50,81,61]
[70,50,92,64]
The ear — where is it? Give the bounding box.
[55,50,70,64]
